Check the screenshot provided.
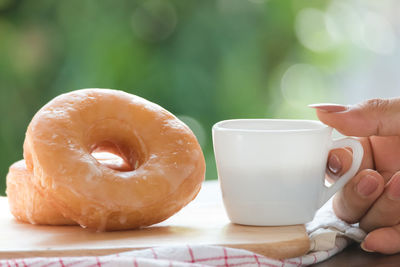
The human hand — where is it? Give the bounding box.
[310,98,400,254]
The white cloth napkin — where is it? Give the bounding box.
[0,242,355,267]
[306,197,366,252]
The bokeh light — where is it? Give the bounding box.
[361,11,396,55]
[295,8,337,52]
[325,1,364,46]
[280,64,326,107]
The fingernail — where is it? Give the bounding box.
[388,174,400,201]
[308,103,348,113]
[361,242,375,253]
[328,154,342,174]
[357,175,379,197]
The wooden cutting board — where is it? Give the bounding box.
[0,181,310,259]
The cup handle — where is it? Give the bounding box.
[318,137,364,208]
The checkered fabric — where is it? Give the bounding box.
[0,238,350,267]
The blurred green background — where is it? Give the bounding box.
[1,0,399,195]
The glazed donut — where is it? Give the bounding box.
[22,89,205,231]
[6,160,76,225]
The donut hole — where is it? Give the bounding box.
[85,120,147,172]
[91,141,136,172]
[92,151,132,172]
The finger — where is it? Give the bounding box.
[360,171,400,232]
[327,148,352,182]
[357,137,375,170]
[333,169,385,224]
[361,224,400,254]
[310,98,400,136]
[327,137,374,181]
[369,135,400,183]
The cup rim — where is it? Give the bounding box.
[212,119,330,133]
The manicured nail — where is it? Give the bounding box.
[308,103,348,113]
[328,154,342,175]
[357,175,379,197]
[387,174,400,201]
[361,242,374,253]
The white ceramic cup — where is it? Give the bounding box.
[212,119,363,226]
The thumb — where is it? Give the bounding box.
[361,225,400,254]
[309,98,400,137]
